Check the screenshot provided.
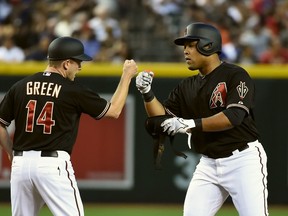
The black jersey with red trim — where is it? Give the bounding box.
[163,62,259,157]
[0,72,110,154]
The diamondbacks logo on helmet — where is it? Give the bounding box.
[237,81,249,99]
[210,82,227,109]
[184,27,188,36]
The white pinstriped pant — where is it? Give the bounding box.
[183,140,268,216]
[10,150,84,216]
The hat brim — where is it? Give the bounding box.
[174,36,199,46]
[71,53,93,61]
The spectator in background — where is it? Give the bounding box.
[217,23,239,63]
[280,20,288,49]
[88,4,122,43]
[259,37,288,64]
[179,3,208,33]
[239,16,272,62]
[53,7,76,37]
[277,1,288,49]
[72,23,101,61]
[0,36,25,62]
[53,3,91,38]
[143,0,183,36]
[25,34,54,61]
[238,44,258,65]
[94,28,131,63]
[95,0,119,14]
[0,0,12,23]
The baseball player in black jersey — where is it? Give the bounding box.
[0,36,137,216]
[136,23,268,215]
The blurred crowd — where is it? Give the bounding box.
[0,0,288,64]
[0,0,130,64]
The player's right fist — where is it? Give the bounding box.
[136,70,154,94]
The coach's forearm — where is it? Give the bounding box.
[0,124,13,161]
[107,76,132,118]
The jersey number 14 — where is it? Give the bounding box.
[25,100,55,134]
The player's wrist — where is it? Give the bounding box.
[142,89,155,102]
[191,118,202,131]
[184,118,203,133]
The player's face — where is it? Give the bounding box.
[183,41,206,71]
[66,59,82,81]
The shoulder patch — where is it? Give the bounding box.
[237,81,249,99]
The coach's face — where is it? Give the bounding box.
[64,59,82,81]
[183,41,206,71]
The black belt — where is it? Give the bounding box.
[13,150,58,157]
[206,144,249,159]
[230,144,249,155]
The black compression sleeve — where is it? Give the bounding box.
[222,107,247,126]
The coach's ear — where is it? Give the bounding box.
[61,59,69,70]
[63,61,68,70]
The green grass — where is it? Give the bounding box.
[1,203,288,215]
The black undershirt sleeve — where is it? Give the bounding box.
[222,107,247,126]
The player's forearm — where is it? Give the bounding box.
[201,112,233,132]
[144,97,165,117]
[0,124,13,161]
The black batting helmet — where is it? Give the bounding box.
[47,37,92,61]
[174,22,222,56]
